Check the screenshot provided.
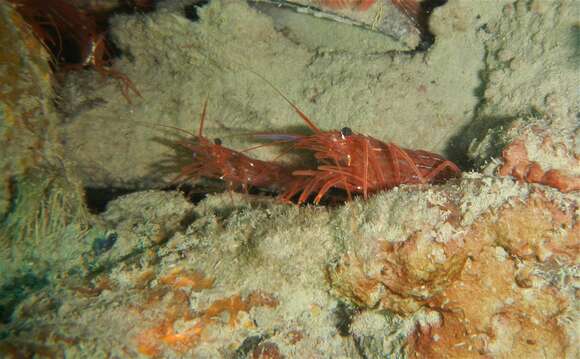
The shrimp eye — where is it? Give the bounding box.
[214,138,222,145]
[340,127,352,137]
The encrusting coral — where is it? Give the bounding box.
[133,267,278,357]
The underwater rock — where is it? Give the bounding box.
[328,178,578,358]
[0,2,92,284]
[0,2,58,217]
[446,0,579,166]
[349,309,439,358]
[476,0,580,119]
[1,173,577,357]
[101,190,195,246]
[2,0,578,357]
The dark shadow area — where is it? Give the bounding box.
[443,114,521,171]
[184,0,211,22]
[84,187,136,214]
[334,301,359,337]
[233,334,269,359]
[84,185,208,214]
[415,0,448,51]
[0,273,48,325]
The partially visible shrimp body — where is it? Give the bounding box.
[282,128,461,204]
[9,0,141,103]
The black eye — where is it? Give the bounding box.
[214,138,222,145]
[340,127,352,137]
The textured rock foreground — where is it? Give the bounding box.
[1,174,577,357]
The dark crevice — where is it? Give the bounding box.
[84,187,135,214]
[415,0,448,51]
[0,273,49,325]
[184,0,211,22]
[334,301,358,337]
[83,185,208,214]
[233,334,268,359]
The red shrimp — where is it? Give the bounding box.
[171,99,297,194]
[281,125,461,204]
[256,80,461,205]
[169,78,460,205]
[9,0,141,102]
